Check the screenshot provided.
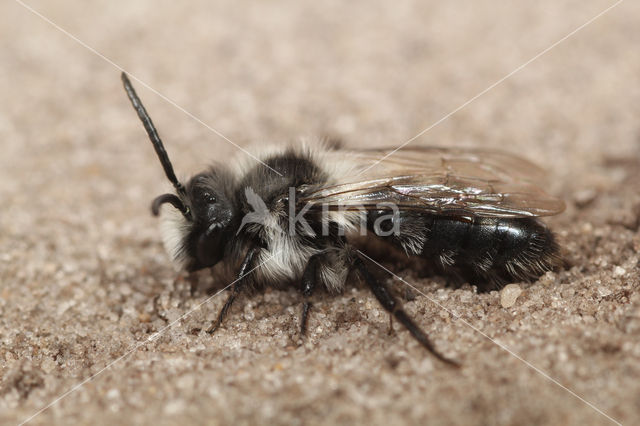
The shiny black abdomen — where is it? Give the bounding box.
[368,211,559,289]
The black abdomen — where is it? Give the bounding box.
[368,211,559,289]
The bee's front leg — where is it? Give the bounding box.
[299,254,322,336]
[206,247,259,334]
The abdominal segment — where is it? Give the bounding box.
[367,210,560,290]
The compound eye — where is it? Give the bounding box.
[203,192,216,204]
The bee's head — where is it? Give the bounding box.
[122,72,236,271]
[154,171,237,271]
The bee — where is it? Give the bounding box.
[121,73,564,366]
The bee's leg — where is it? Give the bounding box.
[353,256,460,367]
[206,247,258,334]
[300,254,321,336]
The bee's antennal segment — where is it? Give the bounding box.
[121,72,185,194]
[151,193,188,216]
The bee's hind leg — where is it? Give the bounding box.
[299,254,322,336]
[206,247,259,334]
[353,255,460,367]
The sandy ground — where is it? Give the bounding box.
[1,1,640,425]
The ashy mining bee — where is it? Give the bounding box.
[122,73,565,365]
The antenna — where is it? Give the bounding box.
[121,72,185,194]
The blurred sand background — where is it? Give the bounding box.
[1,1,639,425]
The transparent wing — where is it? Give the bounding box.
[300,146,565,218]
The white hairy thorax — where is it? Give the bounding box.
[158,142,363,292]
